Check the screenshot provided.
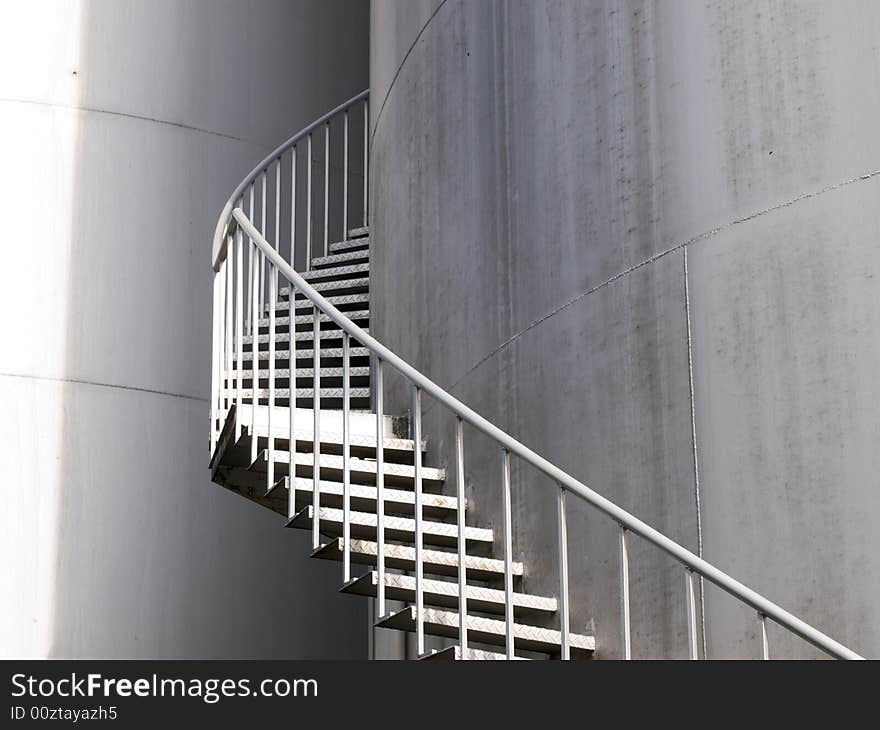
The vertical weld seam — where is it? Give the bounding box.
[683,245,708,658]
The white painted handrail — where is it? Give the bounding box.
[228,207,863,660]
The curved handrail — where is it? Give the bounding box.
[211,88,369,271]
[230,207,863,660]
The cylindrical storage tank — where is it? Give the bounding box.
[0,0,368,658]
[370,0,880,658]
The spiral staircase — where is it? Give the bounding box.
[208,91,863,660]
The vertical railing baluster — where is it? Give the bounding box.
[455,417,468,653]
[557,485,570,660]
[226,234,237,420]
[246,183,255,334]
[275,158,281,254]
[412,385,424,656]
[260,169,267,327]
[342,332,351,582]
[375,358,386,618]
[323,121,329,256]
[235,228,243,442]
[759,612,770,660]
[501,448,514,659]
[312,305,321,549]
[210,272,219,452]
[686,568,699,660]
[250,235,259,466]
[267,258,276,495]
[288,282,297,521]
[343,110,348,241]
[619,525,632,659]
[290,145,297,269]
[218,260,226,418]
[306,133,312,269]
[363,99,369,227]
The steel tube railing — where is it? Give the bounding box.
[619,525,632,660]
[557,486,570,660]
[412,385,425,657]
[342,332,351,583]
[231,208,862,660]
[455,417,468,653]
[501,448,514,659]
[212,89,370,271]
[375,358,386,618]
[312,305,321,550]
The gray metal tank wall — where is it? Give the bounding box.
[369,0,880,658]
[0,0,368,658]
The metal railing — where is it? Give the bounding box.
[209,91,863,660]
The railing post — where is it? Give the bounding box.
[343,110,348,241]
[342,332,351,582]
[412,385,424,656]
[267,258,276,495]
[217,260,226,418]
[374,358,385,617]
[323,121,329,256]
[235,228,243,441]
[250,235,259,465]
[306,133,312,269]
[455,417,468,653]
[260,168,267,327]
[363,99,369,227]
[557,485,570,660]
[288,282,297,521]
[501,448,515,659]
[619,525,632,659]
[225,237,233,418]
[312,304,321,550]
[290,145,297,269]
[759,612,770,660]
[210,271,219,452]
[246,183,254,334]
[686,568,699,660]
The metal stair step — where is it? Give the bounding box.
[256,310,369,330]
[299,262,369,283]
[242,328,370,346]
[228,387,372,401]
[312,539,524,581]
[227,366,371,381]
[419,646,529,661]
[329,237,369,254]
[270,293,370,314]
[342,571,557,616]
[377,606,595,657]
[345,226,369,240]
[287,477,458,518]
[240,347,372,362]
[253,449,447,487]
[310,249,370,268]
[280,277,369,299]
[238,411,418,462]
[288,505,493,548]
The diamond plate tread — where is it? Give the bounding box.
[345,226,369,240]
[271,293,370,313]
[280,277,369,299]
[312,538,524,580]
[229,387,372,400]
[287,477,458,518]
[288,505,492,548]
[227,366,371,381]
[343,571,557,615]
[243,421,420,458]
[299,262,369,282]
[242,328,370,346]
[256,449,446,485]
[311,249,370,268]
[377,606,594,657]
[329,238,369,254]
[256,311,369,329]
[419,646,529,661]
[240,347,372,362]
